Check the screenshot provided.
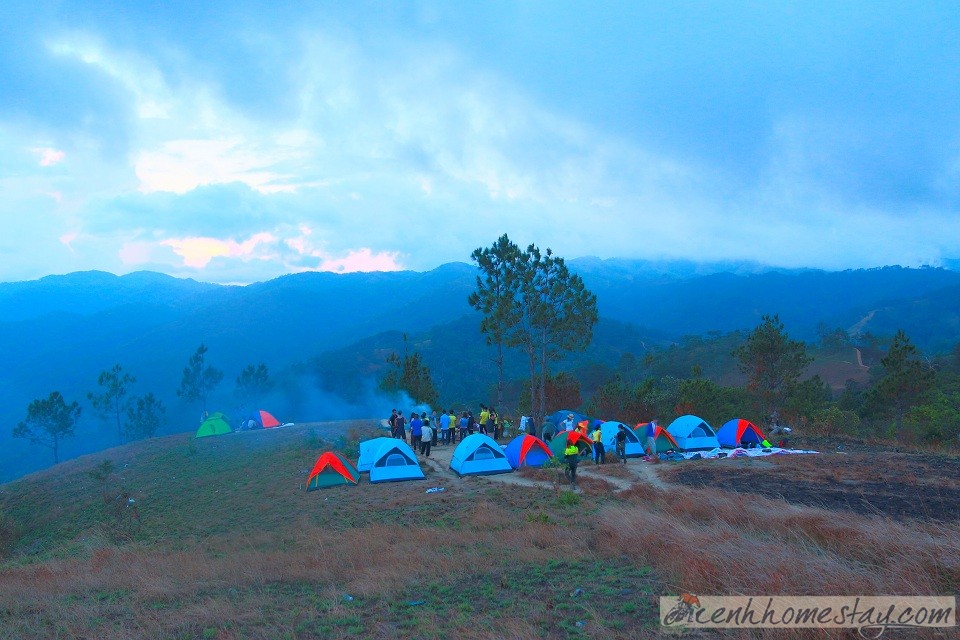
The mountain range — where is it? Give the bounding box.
[1,259,959,482]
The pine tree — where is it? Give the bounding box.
[868,329,934,439]
[177,344,224,414]
[88,364,136,445]
[735,315,812,424]
[13,391,81,464]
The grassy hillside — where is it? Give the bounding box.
[2,423,958,638]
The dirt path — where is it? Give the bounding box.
[415,440,671,492]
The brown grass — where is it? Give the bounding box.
[598,483,960,598]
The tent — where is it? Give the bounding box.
[306,452,360,490]
[451,434,514,476]
[367,440,425,483]
[546,409,588,428]
[357,437,401,473]
[598,421,645,458]
[634,423,681,454]
[717,419,766,448]
[666,415,720,451]
[244,409,281,429]
[548,430,593,458]
[195,412,232,438]
[504,434,553,469]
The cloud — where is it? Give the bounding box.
[161,232,277,268]
[32,147,65,166]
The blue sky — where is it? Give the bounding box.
[1,1,958,283]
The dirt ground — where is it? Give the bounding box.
[659,451,960,522]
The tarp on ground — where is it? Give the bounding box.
[598,420,645,458]
[548,430,593,458]
[195,412,232,438]
[306,452,360,490]
[666,415,720,452]
[716,418,766,448]
[504,434,553,469]
[450,434,513,476]
[368,439,425,483]
[634,423,681,454]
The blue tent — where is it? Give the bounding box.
[367,440,425,483]
[504,434,553,469]
[357,437,397,473]
[598,421,645,458]
[450,434,513,476]
[546,409,588,428]
[666,415,720,452]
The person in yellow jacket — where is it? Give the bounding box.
[478,406,490,435]
[591,426,605,464]
[564,441,580,486]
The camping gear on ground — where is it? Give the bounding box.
[666,415,721,451]
[504,434,553,469]
[598,421,645,458]
[366,439,425,483]
[195,412,232,438]
[548,430,593,458]
[306,452,360,490]
[716,418,766,448]
[450,434,514,476]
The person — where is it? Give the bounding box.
[478,405,489,435]
[564,438,580,487]
[447,409,457,444]
[388,408,398,436]
[488,406,498,440]
[645,420,658,460]
[395,411,407,440]
[410,412,423,452]
[591,424,605,464]
[467,411,476,435]
[439,409,450,446]
[615,424,629,464]
[420,419,433,457]
[561,413,575,432]
[459,411,469,442]
[542,423,554,442]
[430,411,439,447]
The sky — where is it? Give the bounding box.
[1,0,958,284]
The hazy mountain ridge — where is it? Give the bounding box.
[2,260,959,482]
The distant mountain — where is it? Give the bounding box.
[2,261,960,482]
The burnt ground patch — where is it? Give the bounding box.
[661,452,960,522]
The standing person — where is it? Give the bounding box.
[561,413,575,432]
[487,407,498,440]
[439,409,450,446]
[467,411,476,435]
[591,424,606,464]
[447,409,457,444]
[430,412,439,447]
[645,420,659,460]
[388,409,398,436]
[478,406,489,435]
[420,419,433,457]
[564,439,580,487]
[615,424,629,464]
[459,411,469,442]
[410,412,423,453]
[395,411,407,441]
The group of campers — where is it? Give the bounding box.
[386,405,507,457]
[385,406,642,487]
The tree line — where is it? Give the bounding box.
[12,344,276,463]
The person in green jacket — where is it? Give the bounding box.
[564,441,580,486]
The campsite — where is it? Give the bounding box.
[0,418,957,638]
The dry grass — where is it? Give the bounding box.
[598,483,960,598]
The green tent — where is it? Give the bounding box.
[195,412,232,438]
